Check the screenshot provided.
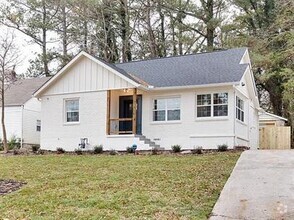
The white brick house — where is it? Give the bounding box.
[34,48,260,151]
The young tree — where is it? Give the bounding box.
[0,32,20,153]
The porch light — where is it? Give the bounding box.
[123,88,129,93]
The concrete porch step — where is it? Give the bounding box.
[135,135,160,149]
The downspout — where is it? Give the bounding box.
[21,105,24,148]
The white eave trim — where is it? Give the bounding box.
[149,82,239,91]
[34,51,141,97]
[259,112,288,122]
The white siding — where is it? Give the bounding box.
[234,69,259,149]
[22,98,42,145]
[43,56,134,96]
[0,106,22,140]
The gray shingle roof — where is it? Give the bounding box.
[115,48,249,88]
[3,77,50,106]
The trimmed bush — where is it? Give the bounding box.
[93,145,103,154]
[126,146,135,154]
[56,147,65,154]
[32,145,40,153]
[171,145,181,153]
[192,146,203,154]
[75,148,83,155]
[151,147,160,155]
[109,149,117,155]
[218,144,228,152]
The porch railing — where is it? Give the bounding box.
[109,118,133,135]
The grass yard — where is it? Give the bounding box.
[0,152,240,219]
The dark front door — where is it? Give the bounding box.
[119,95,142,134]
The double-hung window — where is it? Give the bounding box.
[196,92,228,118]
[236,96,244,122]
[36,120,41,132]
[153,97,181,121]
[65,99,79,123]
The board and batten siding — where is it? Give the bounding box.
[43,56,134,96]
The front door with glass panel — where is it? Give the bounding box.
[119,95,142,134]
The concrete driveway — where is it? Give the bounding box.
[210,150,294,220]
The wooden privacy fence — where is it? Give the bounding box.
[259,126,291,149]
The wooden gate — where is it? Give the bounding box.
[259,127,291,149]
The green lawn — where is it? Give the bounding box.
[0,152,240,219]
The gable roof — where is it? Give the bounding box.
[34,48,249,97]
[3,77,50,106]
[115,48,248,88]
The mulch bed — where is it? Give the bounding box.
[0,180,26,195]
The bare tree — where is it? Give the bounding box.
[0,32,20,153]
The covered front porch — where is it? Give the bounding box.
[106,88,143,135]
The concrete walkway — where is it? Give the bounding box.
[210,150,294,220]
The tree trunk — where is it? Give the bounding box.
[206,0,214,51]
[42,1,50,76]
[1,79,8,153]
[42,29,49,76]
[146,0,158,58]
[61,5,68,65]
[120,0,132,62]
[158,0,166,57]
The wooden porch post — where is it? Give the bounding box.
[106,90,111,135]
[132,88,137,134]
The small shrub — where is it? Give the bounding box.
[13,149,19,155]
[75,148,83,155]
[218,144,228,152]
[32,145,40,153]
[8,135,21,150]
[93,145,103,154]
[171,145,181,153]
[56,147,65,154]
[151,147,160,155]
[126,146,135,153]
[109,149,117,155]
[192,146,203,154]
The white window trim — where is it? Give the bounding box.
[195,92,229,120]
[236,96,245,123]
[64,98,80,125]
[151,96,181,123]
[36,120,41,132]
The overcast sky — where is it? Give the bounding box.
[0,25,39,75]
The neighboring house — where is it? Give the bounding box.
[34,48,260,151]
[259,112,288,127]
[0,78,49,146]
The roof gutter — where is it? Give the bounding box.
[149,82,239,91]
